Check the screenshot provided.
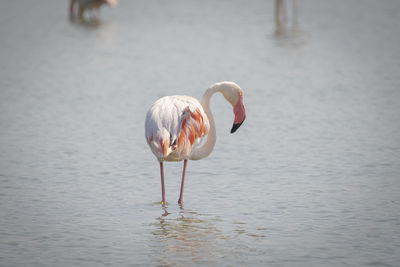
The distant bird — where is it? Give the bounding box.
[145,82,246,204]
[69,0,118,19]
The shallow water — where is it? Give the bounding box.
[1,0,400,266]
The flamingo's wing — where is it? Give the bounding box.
[176,103,209,158]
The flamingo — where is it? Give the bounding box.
[69,0,118,19]
[145,81,246,204]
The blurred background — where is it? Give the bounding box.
[1,0,400,266]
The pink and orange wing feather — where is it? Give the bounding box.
[177,107,208,156]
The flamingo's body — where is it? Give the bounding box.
[145,82,246,204]
[145,95,209,162]
[70,0,118,19]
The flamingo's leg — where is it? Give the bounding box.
[69,0,76,17]
[178,160,188,204]
[160,161,166,204]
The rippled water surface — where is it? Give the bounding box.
[1,0,400,266]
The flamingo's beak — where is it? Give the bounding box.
[231,95,246,133]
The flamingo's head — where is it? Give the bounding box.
[220,82,246,133]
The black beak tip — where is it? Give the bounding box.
[230,121,244,134]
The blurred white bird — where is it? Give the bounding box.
[70,0,118,19]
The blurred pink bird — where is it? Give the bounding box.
[70,0,118,19]
[145,82,246,204]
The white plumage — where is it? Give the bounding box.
[69,0,118,19]
[145,95,209,162]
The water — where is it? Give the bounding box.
[1,0,400,266]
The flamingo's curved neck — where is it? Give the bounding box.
[190,85,221,160]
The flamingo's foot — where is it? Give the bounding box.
[154,200,168,206]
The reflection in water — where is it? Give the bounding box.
[273,26,309,49]
[151,205,227,265]
[150,205,269,265]
[67,15,119,71]
[69,16,103,28]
